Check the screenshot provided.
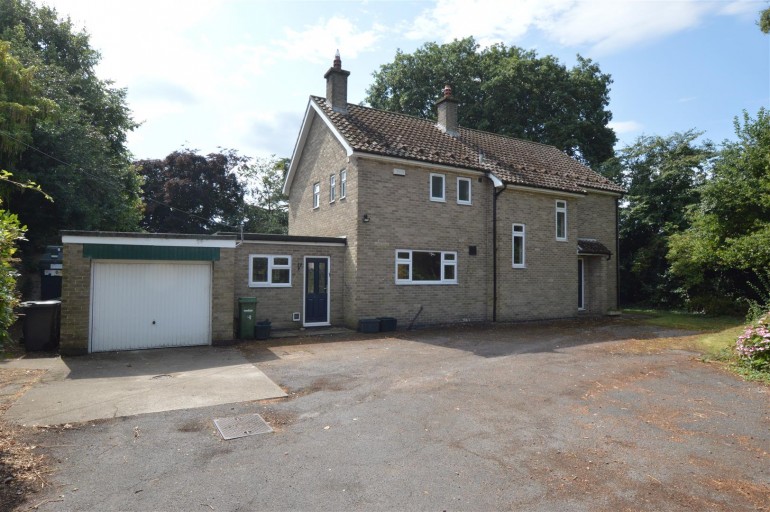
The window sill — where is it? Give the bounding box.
[395,281,457,286]
[249,283,292,288]
[429,197,446,203]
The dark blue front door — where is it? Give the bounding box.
[305,258,329,324]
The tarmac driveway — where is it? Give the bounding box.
[2,346,286,426]
[15,318,770,511]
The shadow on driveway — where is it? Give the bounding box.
[2,346,285,426]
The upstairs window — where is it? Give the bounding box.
[329,174,336,203]
[457,177,472,205]
[312,182,320,209]
[430,173,445,202]
[249,255,291,287]
[395,250,457,285]
[512,224,526,267]
[556,200,567,241]
[340,170,347,198]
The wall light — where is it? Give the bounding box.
[362,214,370,223]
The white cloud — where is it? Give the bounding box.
[407,0,562,47]
[718,0,761,16]
[608,120,643,134]
[545,1,712,55]
[408,0,747,55]
[279,16,385,63]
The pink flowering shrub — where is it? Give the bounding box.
[736,311,770,370]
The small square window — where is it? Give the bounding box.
[249,255,292,287]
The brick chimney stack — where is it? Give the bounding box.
[324,50,350,114]
[436,85,459,136]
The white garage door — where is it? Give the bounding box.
[91,262,212,352]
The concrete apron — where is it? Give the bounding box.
[2,346,286,426]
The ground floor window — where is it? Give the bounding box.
[396,250,457,284]
[249,255,292,287]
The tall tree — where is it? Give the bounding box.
[612,131,714,307]
[366,37,616,168]
[760,7,770,33]
[137,150,246,234]
[0,0,142,248]
[668,109,770,312]
[0,41,56,157]
[239,156,288,234]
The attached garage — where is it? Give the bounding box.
[60,232,237,355]
[91,262,211,352]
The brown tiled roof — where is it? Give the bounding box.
[577,239,613,256]
[312,96,625,195]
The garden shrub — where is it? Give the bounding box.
[735,311,770,371]
[0,204,26,344]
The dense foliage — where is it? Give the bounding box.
[366,37,616,168]
[137,150,246,234]
[0,198,24,343]
[0,41,56,157]
[239,156,288,234]
[0,0,142,249]
[608,131,714,307]
[667,109,770,312]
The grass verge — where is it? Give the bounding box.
[624,309,770,384]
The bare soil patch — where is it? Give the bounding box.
[0,368,49,511]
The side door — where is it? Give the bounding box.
[304,257,329,325]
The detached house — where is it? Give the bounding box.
[283,53,624,327]
[58,54,623,354]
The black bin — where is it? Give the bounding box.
[358,318,380,333]
[377,317,397,332]
[21,300,61,351]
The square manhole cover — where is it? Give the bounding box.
[213,413,273,440]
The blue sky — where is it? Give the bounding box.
[45,0,769,161]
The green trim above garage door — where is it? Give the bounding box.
[83,244,220,261]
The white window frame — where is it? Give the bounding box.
[556,200,567,241]
[395,249,457,285]
[512,224,526,268]
[312,182,320,209]
[329,174,336,203]
[249,255,292,288]
[430,173,446,202]
[340,169,347,199]
[457,177,472,205]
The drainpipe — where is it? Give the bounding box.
[615,197,620,310]
[488,173,506,322]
